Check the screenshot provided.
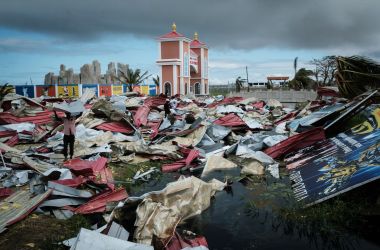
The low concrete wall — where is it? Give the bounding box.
[228,90,317,104]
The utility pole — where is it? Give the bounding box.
[246,66,249,92]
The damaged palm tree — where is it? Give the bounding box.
[152,75,160,88]
[118,68,151,92]
[0,83,14,103]
[336,56,380,99]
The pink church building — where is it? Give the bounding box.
[157,23,209,96]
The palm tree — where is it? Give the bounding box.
[153,75,160,87]
[0,83,13,102]
[289,68,315,90]
[335,56,380,99]
[118,68,151,92]
[294,57,298,78]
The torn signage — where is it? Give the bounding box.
[286,106,380,206]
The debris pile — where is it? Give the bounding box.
[0,88,379,249]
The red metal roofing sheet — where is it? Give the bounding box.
[0,188,13,198]
[143,96,167,107]
[52,176,87,188]
[162,149,199,173]
[95,122,134,134]
[0,111,65,125]
[64,157,108,175]
[6,135,19,147]
[264,127,326,159]
[213,113,246,127]
[134,105,150,127]
[0,130,17,138]
[74,188,128,214]
[207,97,244,108]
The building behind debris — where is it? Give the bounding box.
[44,61,129,85]
[157,23,209,96]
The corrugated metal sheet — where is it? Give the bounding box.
[264,127,326,159]
[207,97,244,108]
[63,157,108,175]
[63,157,114,190]
[162,149,199,173]
[143,96,166,107]
[0,111,64,125]
[95,122,134,134]
[213,113,246,127]
[134,105,150,127]
[0,130,17,138]
[74,188,127,214]
[0,189,51,232]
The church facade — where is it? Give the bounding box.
[157,23,209,96]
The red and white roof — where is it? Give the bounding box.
[190,32,207,48]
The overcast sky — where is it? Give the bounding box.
[1,0,379,84]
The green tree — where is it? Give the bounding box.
[289,68,315,90]
[335,56,380,99]
[118,68,151,92]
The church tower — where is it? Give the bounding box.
[157,23,191,96]
[157,24,208,96]
[190,32,209,95]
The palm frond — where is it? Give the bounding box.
[336,56,380,98]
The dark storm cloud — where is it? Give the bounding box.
[0,0,379,50]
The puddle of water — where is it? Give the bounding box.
[128,168,380,250]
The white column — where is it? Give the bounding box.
[173,65,177,95]
[201,79,205,95]
[200,48,204,79]
[159,65,163,94]
[179,41,184,95]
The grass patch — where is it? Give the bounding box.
[0,214,91,250]
[109,159,173,194]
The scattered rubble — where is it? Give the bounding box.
[0,88,379,249]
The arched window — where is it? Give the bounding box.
[164,82,172,96]
[195,82,201,95]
